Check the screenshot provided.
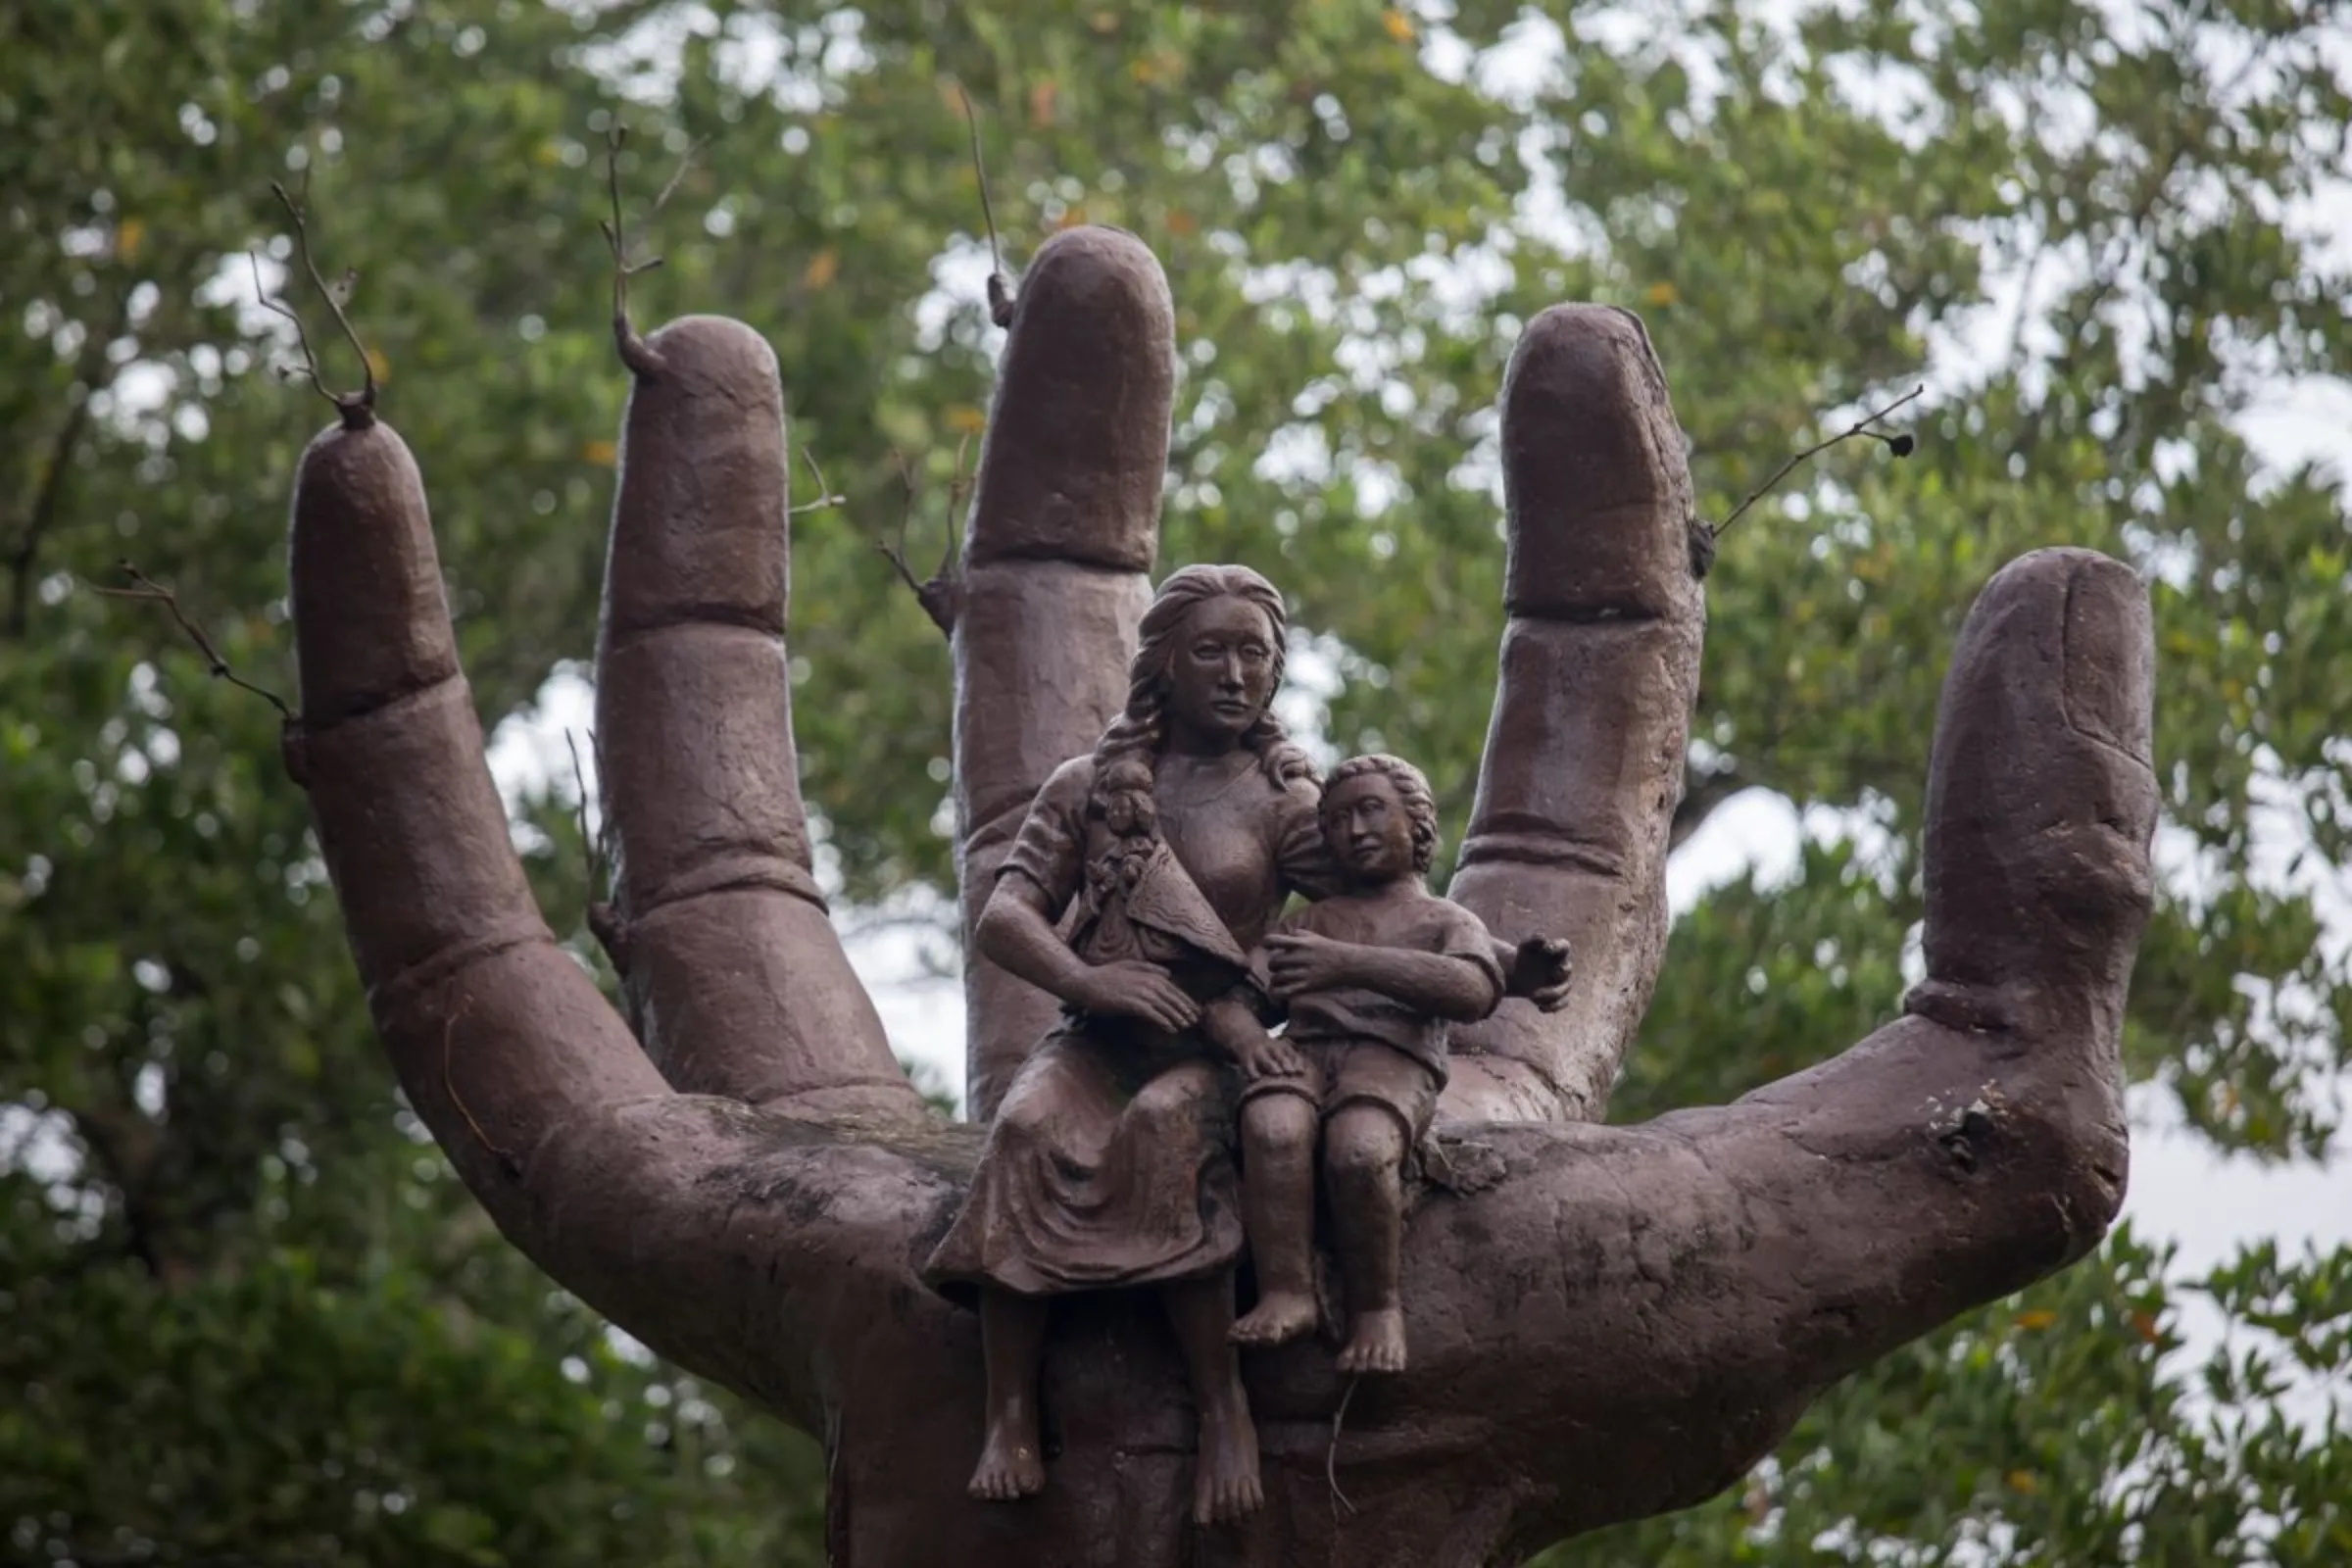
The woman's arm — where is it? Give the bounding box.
[974,873,1104,1003]
[976,874,1201,1033]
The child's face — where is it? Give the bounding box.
[1324,772,1417,883]
[1107,792,1152,834]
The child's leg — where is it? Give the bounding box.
[1323,1100,1412,1372]
[1230,1086,1321,1346]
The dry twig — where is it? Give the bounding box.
[265,179,376,427]
[788,446,848,518]
[93,561,293,720]
[565,728,631,973]
[954,81,1015,327]
[1328,1375,1361,1522]
[441,994,520,1177]
[1711,384,1925,539]
[873,444,968,635]
[601,123,707,375]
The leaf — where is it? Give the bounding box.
[581,440,617,466]
[802,248,839,291]
[1382,9,1416,43]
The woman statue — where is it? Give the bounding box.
[923,564,1331,1526]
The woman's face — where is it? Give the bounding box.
[1162,595,1278,749]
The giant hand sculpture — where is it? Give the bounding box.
[286,228,2154,1566]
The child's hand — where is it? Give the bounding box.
[1263,931,1359,997]
[1506,936,1575,1012]
[1235,1032,1307,1082]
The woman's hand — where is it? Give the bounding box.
[1262,931,1364,999]
[1068,960,1201,1032]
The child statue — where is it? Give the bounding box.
[1216,754,1512,1374]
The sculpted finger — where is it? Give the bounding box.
[1903,547,2157,1041]
[283,421,988,1473]
[955,226,1172,1116]
[288,413,670,1232]
[1443,306,1704,1125]
[596,317,919,1119]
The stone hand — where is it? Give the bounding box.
[1505,935,1575,1013]
[1070,959,1201,1033]
[1233,1029,1307,1082]
[283,231,2154,1566]
[1261,931,1362,999]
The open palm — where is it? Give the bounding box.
[286,227,2155,1566]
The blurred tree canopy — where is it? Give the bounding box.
[3,0,2347,1562]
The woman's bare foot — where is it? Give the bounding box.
[968,1408,1047,1502]
[1192,1392,1264,1525]
[1229,1290,1318,1347]
[1337,1306,1407,1374]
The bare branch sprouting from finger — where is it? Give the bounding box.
[874,447,965,635]
[652,132,710,218]
[255,180,378,429]
[878,450,924,594]
[786,445,847,518]
[93,561,295,721]
[249,253,333,415]
[565,728,630,973]
[953,80,1015,327]
[564,727,612,891]
[942,430,974,579]
[600,123,703,377]
[1710,383,1926,540]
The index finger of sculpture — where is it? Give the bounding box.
[595,316,921,1120]
[1444,306,1705,1125]
[954,226,1170,1117]
[288,414,670,1214]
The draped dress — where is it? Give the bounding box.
[923,751,1335,1298]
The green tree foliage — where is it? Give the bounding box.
[3,0,2346,1561]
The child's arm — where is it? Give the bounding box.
[1263,904,1509,1023]
[1200,991,1307,1082]
[1264,933,1503,1021]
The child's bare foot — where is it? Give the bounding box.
[967,1409,1047,1502]
[1336,1306,1407,1374]
[1192,1393,1264,1525]
[1230,1290,1318,1347]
